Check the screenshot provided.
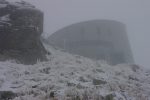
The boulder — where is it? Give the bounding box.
[0,0,47,64]
[0,91,16,100]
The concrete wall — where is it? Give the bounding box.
[48,20,134,65]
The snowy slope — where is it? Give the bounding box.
[0,43,150,100]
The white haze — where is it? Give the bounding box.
[9,0,150,68]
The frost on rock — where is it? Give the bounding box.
[0,0,150,100]
[0,0,47,65]
[0,43,149,100]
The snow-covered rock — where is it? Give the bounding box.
[0,43,149,100]
[0,0,47,65]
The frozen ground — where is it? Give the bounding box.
[0,43,150,100]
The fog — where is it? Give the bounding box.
[10,0,150,68]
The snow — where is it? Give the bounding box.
[0,43,150,100]
[9,1,35,9]
[0,14,11,26]
[0,14,10,22]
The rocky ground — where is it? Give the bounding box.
[0,43,150,100]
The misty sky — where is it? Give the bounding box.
[10,0,150,68]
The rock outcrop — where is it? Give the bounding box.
[0,91,16,100]
[0,0,47,64]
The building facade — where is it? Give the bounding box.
[48,20,134,65]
